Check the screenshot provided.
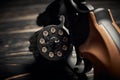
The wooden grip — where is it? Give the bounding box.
[79,8,120,80]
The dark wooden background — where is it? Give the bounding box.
[0,0,120,80]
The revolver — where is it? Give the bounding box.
[33,0,120,79]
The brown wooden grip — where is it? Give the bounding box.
[79,9,120,80]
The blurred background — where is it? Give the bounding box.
[0,0,120,80]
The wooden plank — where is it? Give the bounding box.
[0,0,119,80]
[0,64,31,79]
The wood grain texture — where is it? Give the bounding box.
[0,0,119,80]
